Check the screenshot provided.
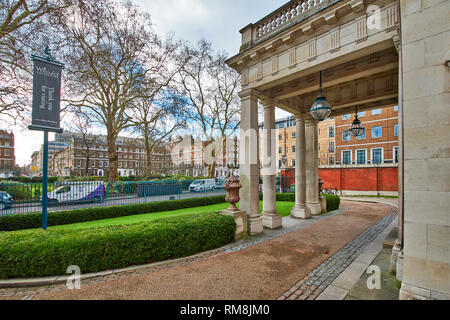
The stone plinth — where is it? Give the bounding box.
[262,211,282,229]
[320,196,327,214]
[220,209,247,240]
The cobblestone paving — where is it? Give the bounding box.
[278,208,398,300]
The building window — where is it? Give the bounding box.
[394,124,398,136]
[342,130,351,141]
[372,148,383,164]
[278,134,282,140]
[328,141,335,153]
[329,156,335,165]
[394,147,399,163]
[372,126,382,138]
[356,149,367,164]
[292,146,296,153]
[292,159,295,166]
[328,126,335,138]
[4,150,9,156]
[342,150,352,165]
[279,147,282,154]
[372,108,382,115]
[292,132,296,139]
[357,111,366,117]
[342,114,351,120]
[356,128,366,140]
[394,105,399,112]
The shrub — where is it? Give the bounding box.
[322,194,340,211]
[0,195,226,231]
[0,212,236,279]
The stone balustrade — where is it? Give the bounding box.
[254,0,331,41]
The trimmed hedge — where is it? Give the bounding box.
[259,193,340,212]
[0,195,226,232]
[322,194,340,212]
[0,212,236,279]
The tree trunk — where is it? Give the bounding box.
[85,149,90,177]
[144,137,153,176]
[107,132,118,181]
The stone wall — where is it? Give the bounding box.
[400,0,450,300]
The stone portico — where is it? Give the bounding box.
[227,0,449,300]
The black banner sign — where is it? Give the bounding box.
[31,58,63,130]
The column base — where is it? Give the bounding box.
[320,196,327,213]
[390,239,402,274]
[247,214,263,235]
[307,202,322,215]
[396,251,404,282]
[399,282,450,300]
[290,205,311,219]
[262,211,282,229]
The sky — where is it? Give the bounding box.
[10,0,291,166]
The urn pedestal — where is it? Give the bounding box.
[220,175,248,240]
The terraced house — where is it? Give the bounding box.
[51,133,173,177]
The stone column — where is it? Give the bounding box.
[291,114,311,219]
[238,89,263,235]
[305,118,321,215]
[261,99,282,229]
[390,34,404,277]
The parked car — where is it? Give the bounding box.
[45,181,105,205]
[189,179,216,192]
[215,177,226,189]
[0,192,14,210]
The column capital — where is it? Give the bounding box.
[238,88,260,101]
[261,98,277,109]
[305,118,318,126]
[294,112,307,120]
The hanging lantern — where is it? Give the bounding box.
[310,71,331,121]
[348,106,365,137]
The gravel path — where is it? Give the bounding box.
[23,201,393,300]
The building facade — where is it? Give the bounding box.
[335,105,399,165]
[169,135,240,177]
[0,130,15,177]
[51,133,173,177]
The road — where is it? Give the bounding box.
[0,189,226,215]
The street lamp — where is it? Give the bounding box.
[310,71,331,121]
[348,105,365,137]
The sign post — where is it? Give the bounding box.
[28,46,64,230]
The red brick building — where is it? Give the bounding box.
[335,105,399,165]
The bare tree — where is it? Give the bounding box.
[128,37,188,176]
[0,0,72,121]
[67,110,96,176]
[131,90,187,176]
[179,40,240,177]
[60,0,160,181]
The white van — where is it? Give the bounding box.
[189,179,216,192]
[46,181,105,205]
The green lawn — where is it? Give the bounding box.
[52,201,295,231]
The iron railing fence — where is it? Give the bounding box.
[0,180,226,215]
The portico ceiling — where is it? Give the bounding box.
[266,47,399,116]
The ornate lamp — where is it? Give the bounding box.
[348,105,365,137]
[310,71,331,121]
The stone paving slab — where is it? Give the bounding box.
[317,216,398,300]
[283,208,397,300]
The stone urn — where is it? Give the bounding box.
[224,175,242,211]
